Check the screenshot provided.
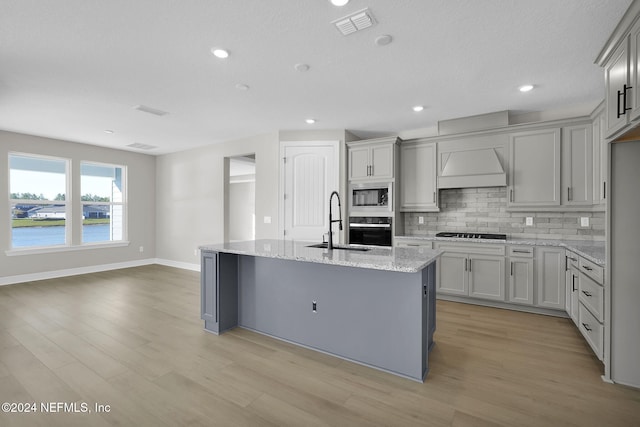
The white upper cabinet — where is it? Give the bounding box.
[347,137,396,182]
[602,17,640,138]
[399,141,438,211]
[605,38,631,138]
[592,108,607,205]
[561,125,593,206]
[508,128,561,207]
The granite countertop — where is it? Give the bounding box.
[199,239,442,273]
[395,235,605,266]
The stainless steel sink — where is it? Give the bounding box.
[306,243,370,252]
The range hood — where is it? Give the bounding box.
[438,147,507,189]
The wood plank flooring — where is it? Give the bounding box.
[0,265,638,426]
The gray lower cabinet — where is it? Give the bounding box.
[435,243,505,302]
[565,255,580,324]
[508,246,534,305]
[535,247,565,310]
[200,251,238,334]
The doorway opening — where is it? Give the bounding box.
[225,154,255,242]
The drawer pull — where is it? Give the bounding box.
[581,290,593,297]
[512,249,531,254]
[568,256,578,262]
[582,322,592,332]
[583,265,593,271]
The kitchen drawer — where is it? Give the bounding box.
[396,240,433,249]
[434,242,505,256]
[578,271,604,322]
[578,303,604,361]
[579,257,604,284]
[508,245,533,258]
[566,252,579,268]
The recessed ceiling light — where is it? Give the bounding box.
[519,84,534,92]
[235,83,250,91]
[412,105,424,112]
[305,119,316,124]
[104,129,114,134]
[375,35,393,46]
[294,63,310,72]
[211,48,229,59]
[330,0,349,6]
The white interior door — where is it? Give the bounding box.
[280,141,339,242]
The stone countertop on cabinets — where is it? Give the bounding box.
[395,235,605,266]
[200,239,442,273]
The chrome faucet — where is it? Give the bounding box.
[328,191,343,250]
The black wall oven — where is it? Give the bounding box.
[348,216,392,247]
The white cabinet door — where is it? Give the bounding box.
[630,19,640,121]
[509,128,561,207]
[535,247,565,310]
[562,125,593,206]
[370,144,394,180]
[468,255,505,301]
[605,38,630,138]
[399,142,437,210]
[348,146,370,180]
[437,252,468,296]
[509,257,534,305]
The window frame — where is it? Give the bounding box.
[8,152,72,250]
[80,161,128,246]
[5,153,130,256]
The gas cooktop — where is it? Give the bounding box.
[436,232,507,240]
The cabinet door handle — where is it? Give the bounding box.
[568,187,572,201]
[572,275,577,292]
[510,189,514,202]
[468,259,472,272]
[583,265,593,271]
[603,182,606,199]
[624,84,633,114]
[582,322,592,332]
[581,290,593,297]
[510,262,513,276]
[617,89,624,118]
[370,165,373,176]
[433,192,436,203]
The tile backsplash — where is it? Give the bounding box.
[403,187,605,241]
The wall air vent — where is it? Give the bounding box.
[126,143,157,150]
[332,8,375,36]
[133,104,168,116]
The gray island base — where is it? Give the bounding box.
[199,239,442,382]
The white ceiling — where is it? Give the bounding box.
[0,0,632,155]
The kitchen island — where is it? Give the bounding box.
[199,239,442,382]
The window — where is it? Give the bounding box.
[9,153,70,248]
[81,162,126,244]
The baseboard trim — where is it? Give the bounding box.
[0,259,156,286]
[154,258,200,272]
[436,294,569,318]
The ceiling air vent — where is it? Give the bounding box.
[127,142,157,150]
[133,104,168,116]
[332,8,375,36]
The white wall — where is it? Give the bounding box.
[228,180,255,241]
[0,130,156,280]
[155,132,280,264]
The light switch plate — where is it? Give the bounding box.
[525,217,533,226]
[580,217,589,227]
[418,216,424,224]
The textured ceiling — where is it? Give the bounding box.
[0,0,632,154]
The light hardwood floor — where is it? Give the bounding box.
[0,265,638,426]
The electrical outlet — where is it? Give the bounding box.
[264,216,272,224]
[418,216,424,224]
[580,217,589,227]
[139,246,144,253]
[525,217,534,226]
